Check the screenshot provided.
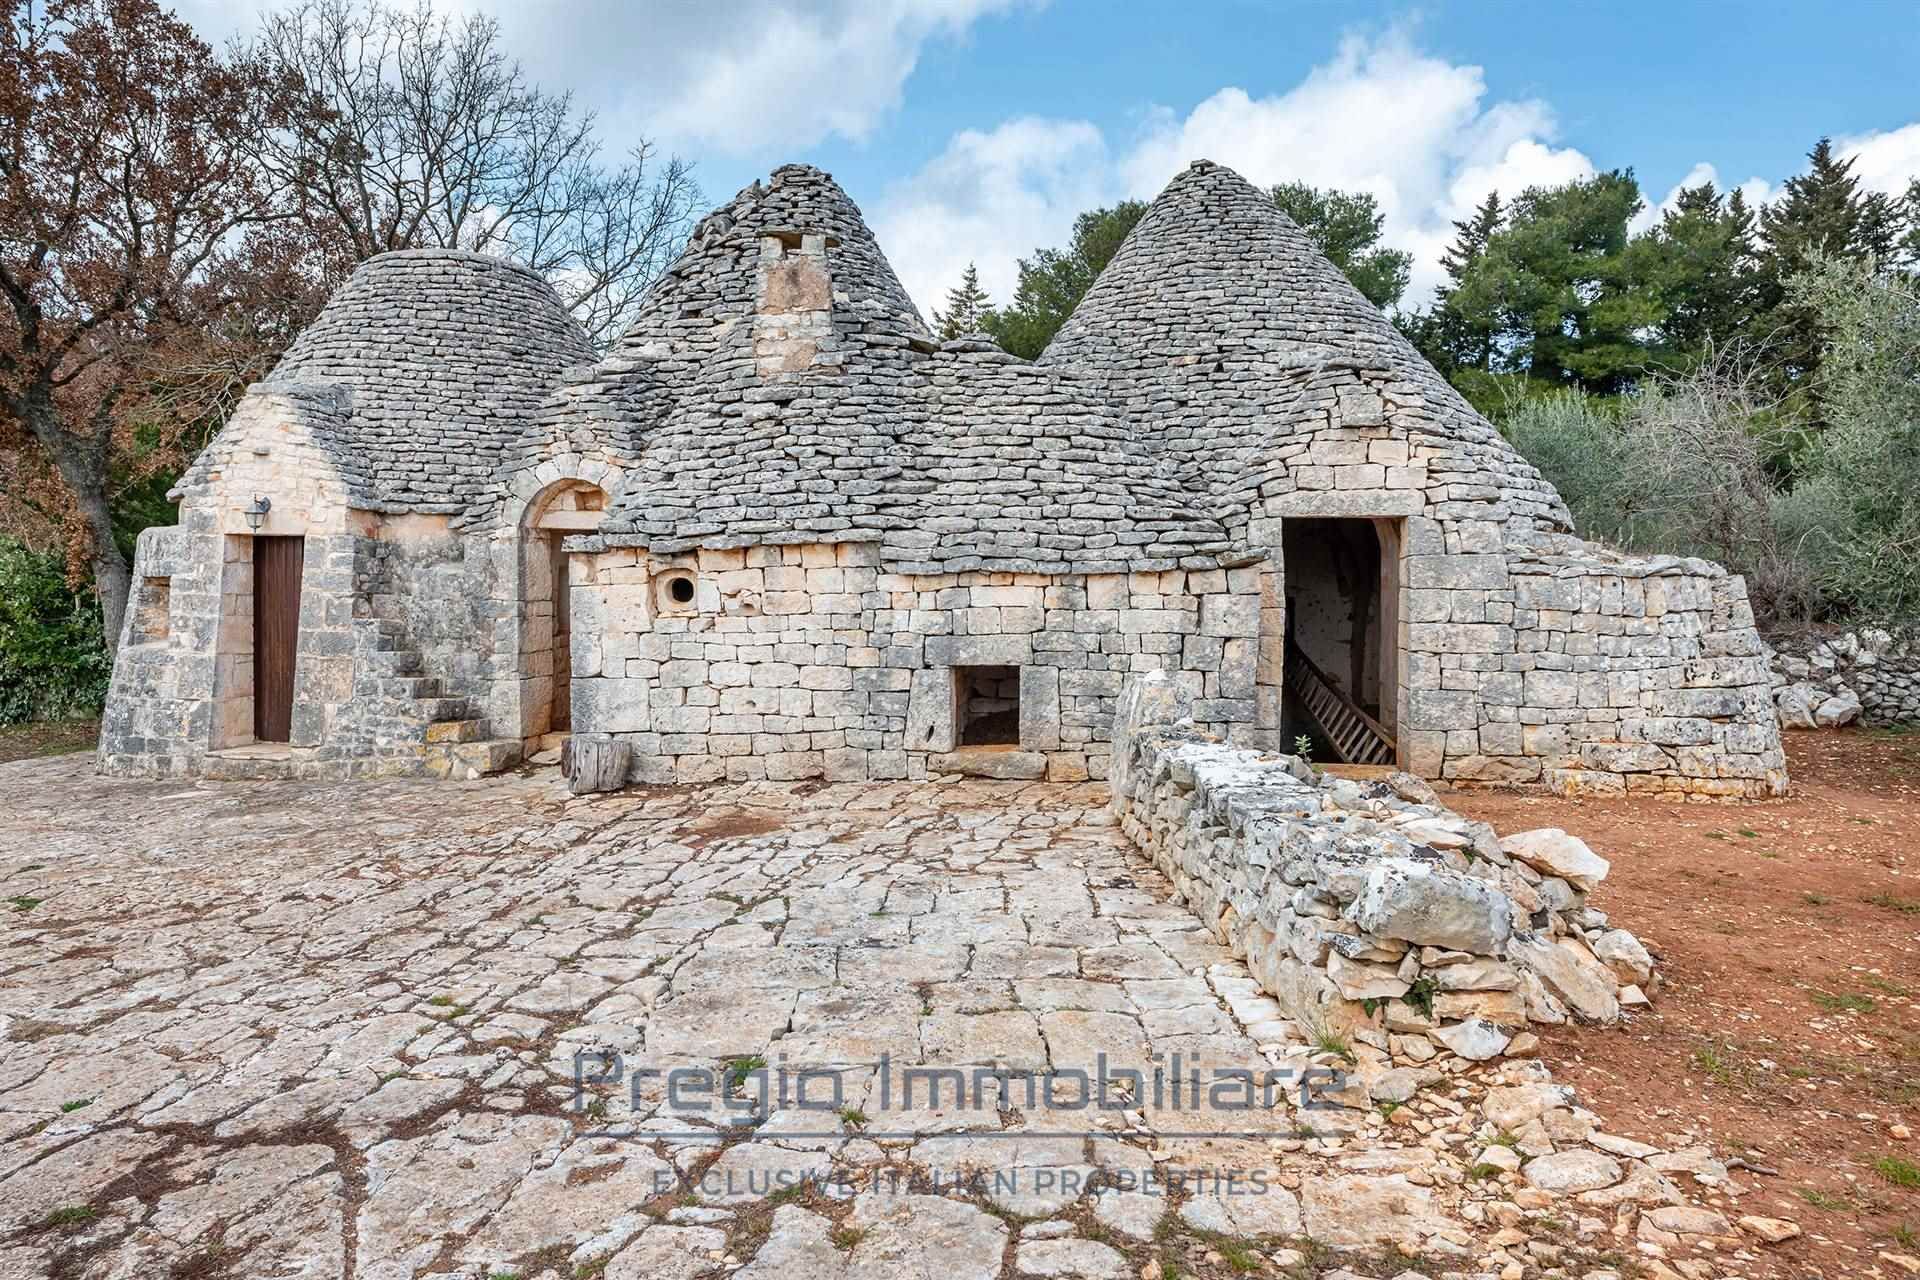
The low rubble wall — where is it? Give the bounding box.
[1768,627,1920,728]
[1109,672,1657,1062]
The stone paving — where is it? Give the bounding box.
[1,757,1762,1280]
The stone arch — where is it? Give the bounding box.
[495,459,623,746]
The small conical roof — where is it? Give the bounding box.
[263,249,591,516]
[1040,160,1568,531]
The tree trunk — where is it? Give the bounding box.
[25,397,132,660]
[80,488,131,659]
[563,733,630,795]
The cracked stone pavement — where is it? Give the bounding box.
[1,756,1745,1280]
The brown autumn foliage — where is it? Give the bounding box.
[0,0,308,650]
[2,0,697,671]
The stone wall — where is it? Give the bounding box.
[1399,531,1785,798]
[564,540,1265,784]
[1768,628,1920,728]
[1108,673,1659,1063]
[100,390,523,781]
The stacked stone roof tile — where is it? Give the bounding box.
[187,161,1578,562]
[1039,160,1572,534]
[178,250,592,522]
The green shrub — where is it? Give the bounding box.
[0,538,111,724]
[1786,257,1920,621]
[1502,390,1646,550]
[1502,352,1825,625]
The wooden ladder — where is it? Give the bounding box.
[1285,638,1397,766]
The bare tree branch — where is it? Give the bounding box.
[243,0,700,346]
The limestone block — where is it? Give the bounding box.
[925,634,1031,666]
[906,668,956,753]
[1199,594,1259,638]
[1406,623,1512,655]
[1405,689,1475,731]
[1405,555,1508,590]
[573,678,651,734]
[1345,859,1513,953]
[1019,665,1061,752]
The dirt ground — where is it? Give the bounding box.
[0,719,97,765]
[1451,728,1920,1277]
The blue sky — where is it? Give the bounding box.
[179,0,1920,313]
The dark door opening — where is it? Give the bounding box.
[1281,518,1397,765]
[955,665,1020,745]
[253,535,304,743]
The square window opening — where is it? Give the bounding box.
[955,665,1020,746]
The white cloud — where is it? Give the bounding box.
[604,0,1030,153]
[175,0,1030,156]
[887,28,1602,314]
[1838,122,1920,197]
[873,118,1114,317]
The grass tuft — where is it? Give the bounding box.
[1873,1155,1920,1188]
[1810,990,1876,1014]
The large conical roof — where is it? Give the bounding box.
[588,165,931,549]
[573,165,1230,570]
[257,249,591,517]
[1039,160,1568,532]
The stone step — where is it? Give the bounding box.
[424,738,522,780]
[929,746,1047,780]
[423,719,486,744]
[414,697,470,721]
[383,676,443,699]
[201,750,297,782]
[365,648,424,674]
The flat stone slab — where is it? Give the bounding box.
[0,757,1745,1278]
[929,747,1047,779]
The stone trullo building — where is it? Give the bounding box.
[97,161,1788,797]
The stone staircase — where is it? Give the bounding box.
[366,622,523,780]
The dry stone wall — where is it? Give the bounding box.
[1382,530,1787,799]
[1109,672,1659,1063]
[564,540,1266,784]
[1769,628,1920,727]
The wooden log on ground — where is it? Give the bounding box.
[563,733,629,795]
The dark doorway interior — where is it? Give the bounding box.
[253,535,304,743]
[1282,518,1396,765]
[955,665,1020,745]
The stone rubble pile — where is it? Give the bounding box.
[1768,626,1919,728]
[1110,673,1658,1063]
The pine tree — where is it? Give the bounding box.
[1647,180,1761,355]
[1754,139,1906,391]
[932,263,991,341]
[1440,190,1504,288]
[1408,190,1504,376]
[1269,181,1412,308]
[1902,179,1920,271]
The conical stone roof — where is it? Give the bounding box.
[257,249,592,518]
[1039,160,1569,533]
[584,166,1232,569]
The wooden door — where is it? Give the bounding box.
[1372,517,1403,748]
[253,536,304,743]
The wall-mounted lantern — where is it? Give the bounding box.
[242,495,272,532]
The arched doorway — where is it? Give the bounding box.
[520,480,608,748]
